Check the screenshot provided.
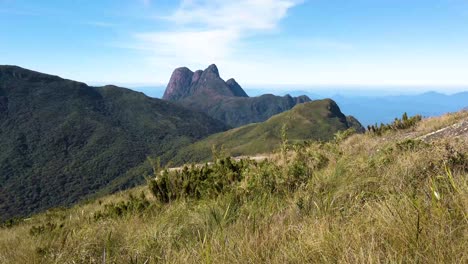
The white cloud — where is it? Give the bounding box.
[135,29,239,64]
[168,0,300,31]
[133,0,302,71]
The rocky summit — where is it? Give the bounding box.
[163,64,313,127]
[163,64,236,101]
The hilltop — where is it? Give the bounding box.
[171,99,364,164]
[163,64,311,127]
[0,66,228,221]
[1,110,466,263]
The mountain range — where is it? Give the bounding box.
[331,91,468,126]
[170,99,364,165]
[162,64,311,127]
[277,90,468,126]
[0,66,228,221]
[0,65,360,221]
[131,85,468,128]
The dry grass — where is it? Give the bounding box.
[1,113,467,264]
[415,110,468,135]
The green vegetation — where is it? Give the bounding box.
[1,111,466,263]
[181,93,311,128]
[367,112,422,135]
[0,66,227,221]
[149,156,248,203]
[171,99,363,165]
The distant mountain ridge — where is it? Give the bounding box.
[330,91,468,126]
[0,65,365,221]
[0,65,228,221]
[162,64,312,127]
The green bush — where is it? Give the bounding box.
[148,157,250,203]
[148,136,333,203]
[94,192,151,220]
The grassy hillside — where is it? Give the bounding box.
[1,111,465,263]
[180,93,311,128]
[0,66,227,221]
[171,99,362,165]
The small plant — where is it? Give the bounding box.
[280,123,289,160]
[0,217,22,228]
[94,192,151,220]
[396,139,428,151]
[334,128,356,143]
[29,222,61,236]
[442,143,467,171]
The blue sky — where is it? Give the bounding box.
[1,0,468,91]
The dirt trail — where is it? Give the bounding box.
[162,154,270,174]
[417,119,468,142]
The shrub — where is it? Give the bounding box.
[396,139,428,151]
[93,192,151,220]
[148,157,250,203]
[29,221,63,237]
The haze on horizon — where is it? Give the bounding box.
[1,0,468,92]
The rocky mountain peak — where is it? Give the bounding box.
[226,78,248,97]
[205,64,219,77]
[162,67,194,101]
[163,64,248,101]
[192,70,203,84]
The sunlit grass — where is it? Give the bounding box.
[1,112,467,263]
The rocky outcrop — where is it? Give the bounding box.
[162,67,194,101]
[163,64,236,101]
[162,64,312,127]
[226,78,248,97]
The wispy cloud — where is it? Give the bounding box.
[135,29,239,63]
[132,0,302,69]
[167,0,300,31]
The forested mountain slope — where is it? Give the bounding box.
[0,65,227,221]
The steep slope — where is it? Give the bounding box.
[0,65,227,221]
[163,64,236,100]
[2,111,465,263]
[226,78,248,97]
[170,99,363,164]
[162,64,312,127]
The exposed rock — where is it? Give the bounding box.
[162,67,194,101]
[162,64,313,127]
[226,78,248,97]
